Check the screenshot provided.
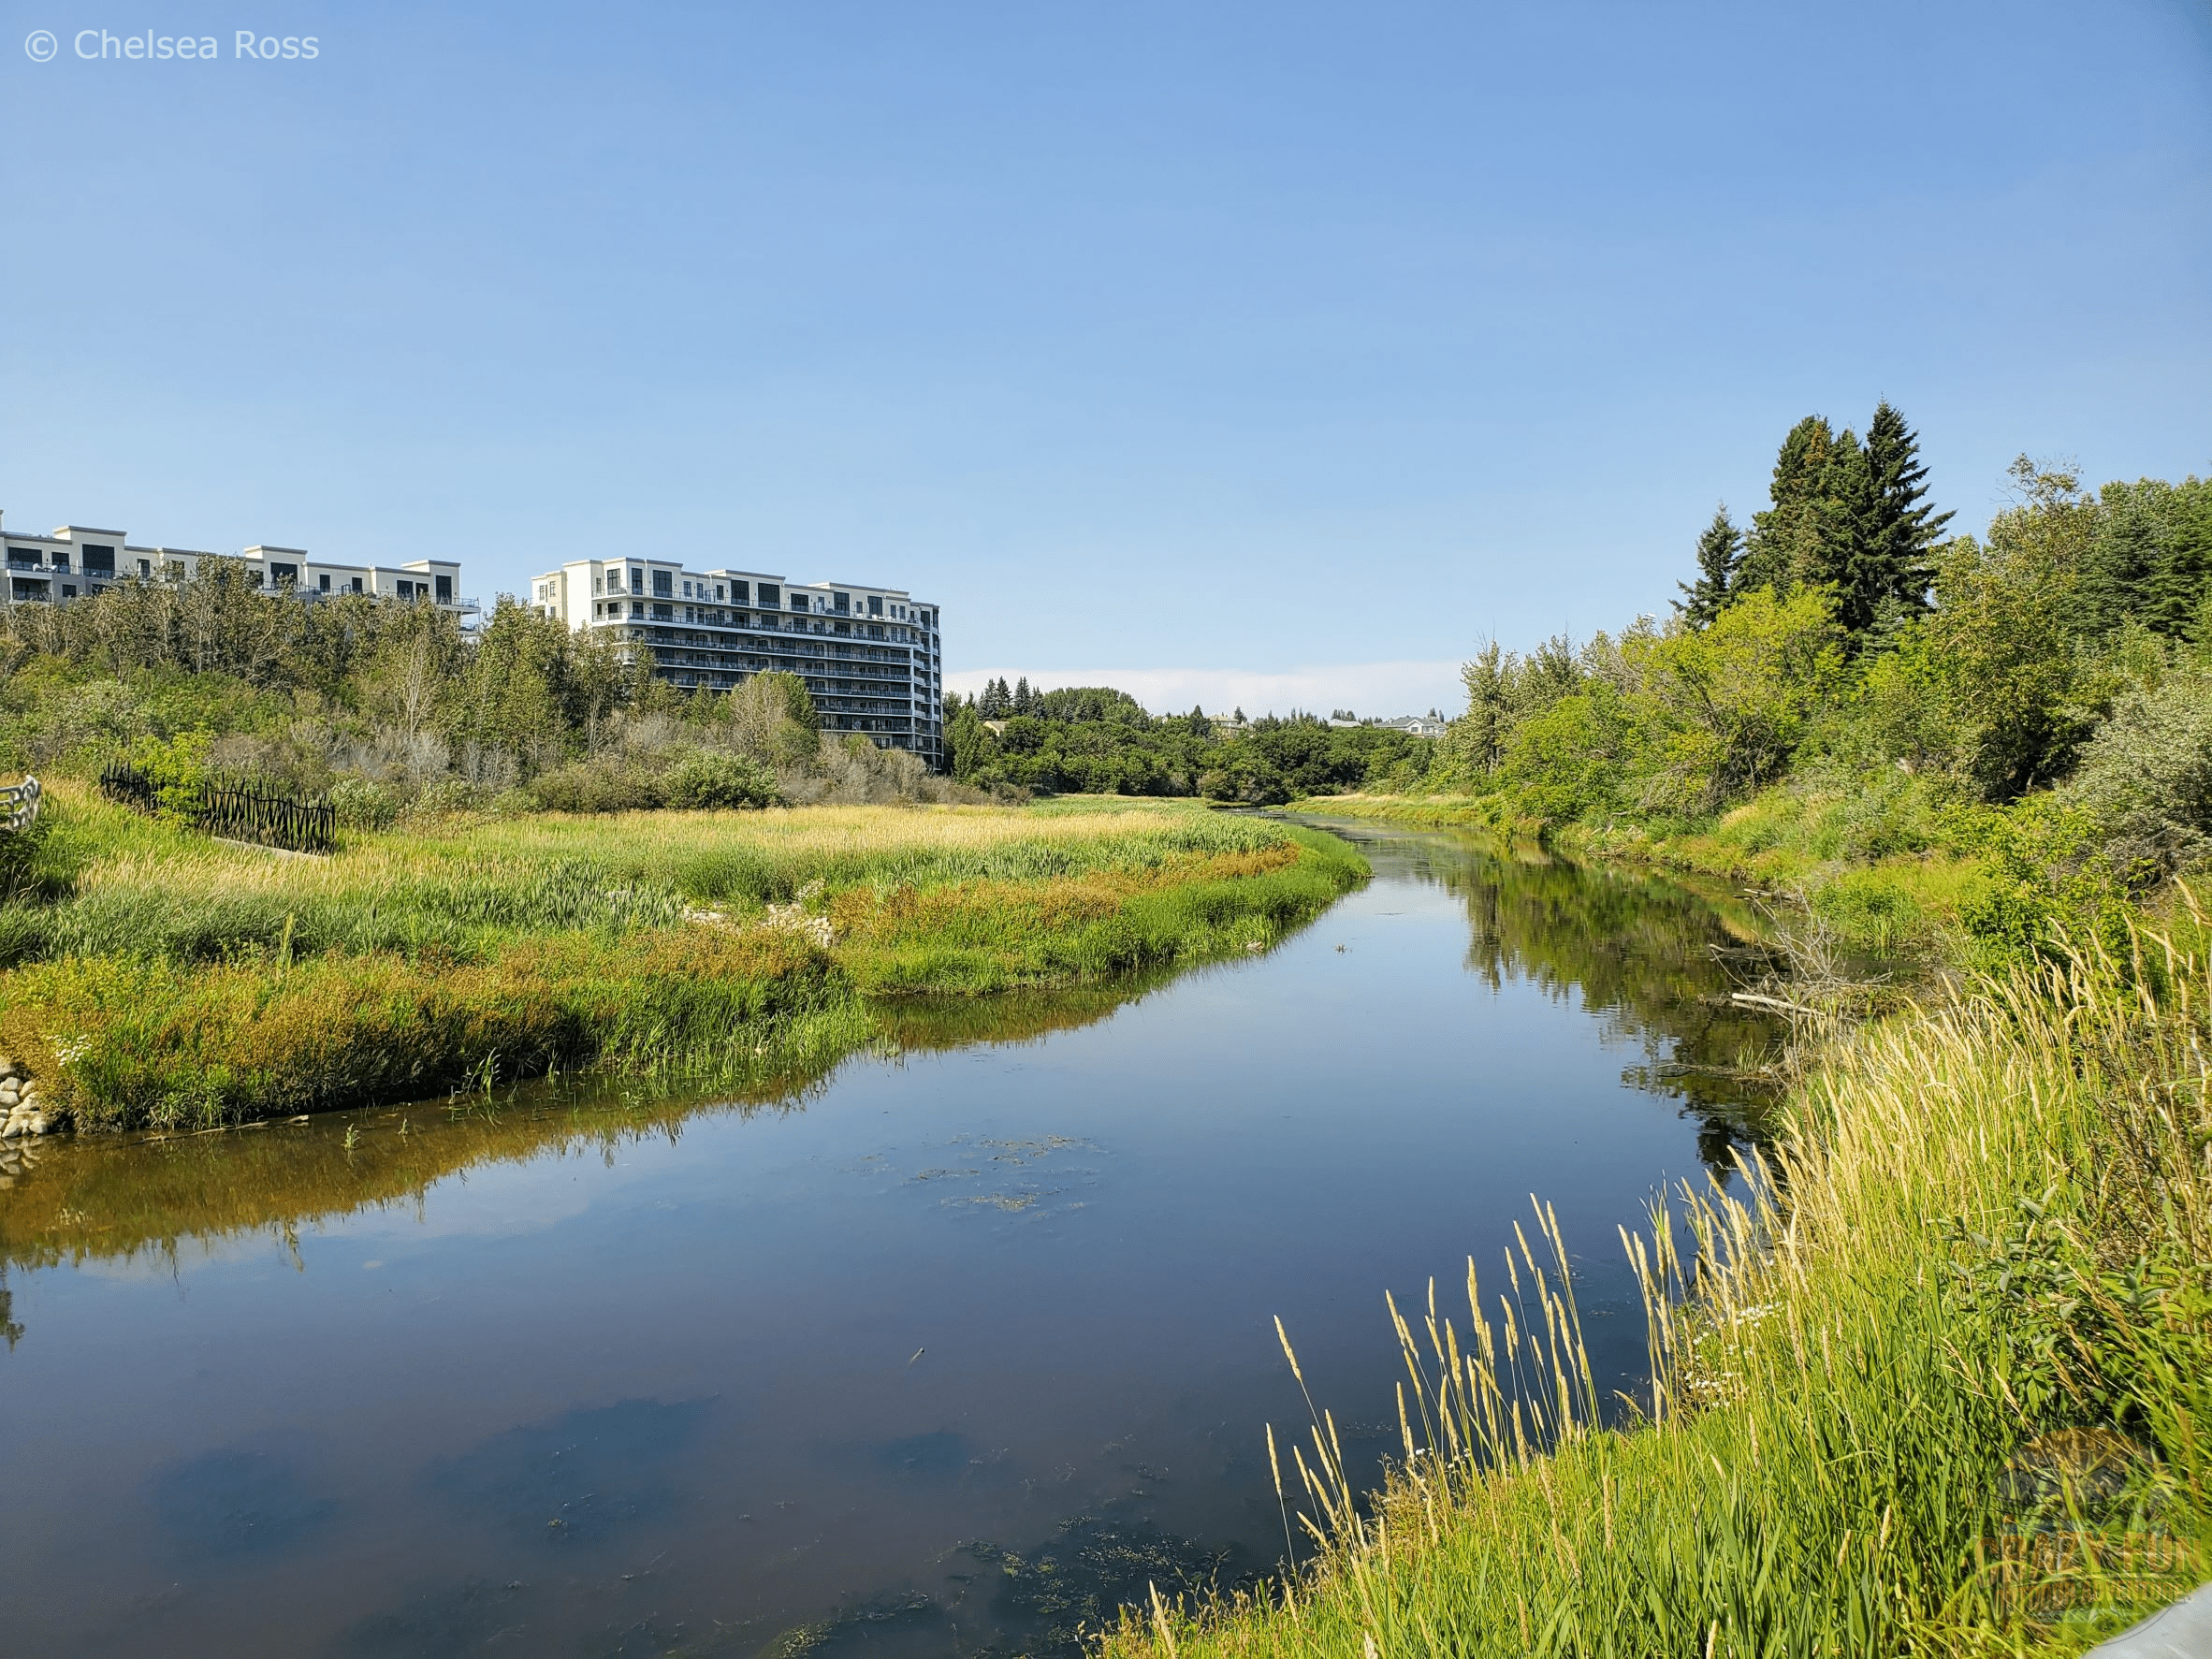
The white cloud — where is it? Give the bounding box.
[945,661,1464,720]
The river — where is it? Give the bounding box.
[0,819,1781,1657]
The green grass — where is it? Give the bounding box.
[1297,779,1992,957]
[1107,911,2212,1658]
[0,788,1365,1129]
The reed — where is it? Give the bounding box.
[1111,899,2212,1657]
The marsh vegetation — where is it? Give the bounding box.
[0,793,1362,1130]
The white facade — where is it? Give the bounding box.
[0,515,471,616]
[531,556,944,766]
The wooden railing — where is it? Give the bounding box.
[0,776,37,834]
[99,760,336,855]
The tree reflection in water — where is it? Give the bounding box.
[1309,819,1786,1183]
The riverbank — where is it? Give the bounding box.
[1294,784,1990,958]
[1104,845,2211,1654]
[0,788,1364,1131]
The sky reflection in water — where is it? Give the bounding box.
[0,822,1780,1658]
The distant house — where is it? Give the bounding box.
[1381,714,1448,737]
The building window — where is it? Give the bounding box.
[397,579,416,599]
[435,574,453,602]
[791,593,808,612]
[631,600,645,618]
[320,573,332,591]
[716,584,727,602]
[270,562,299,587]
[631,569,644,595]
[755,582,778,607]
[834,591,850,614]
[351,576,364,593]
[82,545,115,576]
[138,559,153,577]
[62,584,77,599]
[867,594,882,616]
[653,570,673,598]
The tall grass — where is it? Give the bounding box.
[1112,906,2212,1657]
[0,787,1365,1128]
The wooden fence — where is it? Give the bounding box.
[97,758,160,814]
[199,780,338,855]
[99,759,336,855]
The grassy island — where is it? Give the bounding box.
[0,791,1362,1132]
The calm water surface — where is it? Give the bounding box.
[0,821,1779,1657]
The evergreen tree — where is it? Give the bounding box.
[1808,428,1883,634]
[1012,676,1036,716]
[1859,400,1950,620]
[2085,475,2212,639]
[1674,504,1742,628]
[1738,415,1836,594]
[2159,480,2212,637]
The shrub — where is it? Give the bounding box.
[2059,668,2212,884]
[662,748,778,810]
[326,777,401,830]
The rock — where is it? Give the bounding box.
[22,1113,45,1136]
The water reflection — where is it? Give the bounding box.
[0,979,1165,1281]
[0,820,1785,1658]
[1309,818,1783,1174]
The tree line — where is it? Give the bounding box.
[942,687,1437,801]
[1424,403,2212,930]
[0,563,956,816]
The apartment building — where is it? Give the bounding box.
[531,558,944,766]
[0,515,470,616]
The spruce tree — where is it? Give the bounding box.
[1810,428,1882,633]
[2138,477,2212,638]
[1860,400,1950,620]
[1674,504,1742,628]
[1012,676,1035,716]
[1738,415,1836,594]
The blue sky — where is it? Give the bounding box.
[5,1,2209,717]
